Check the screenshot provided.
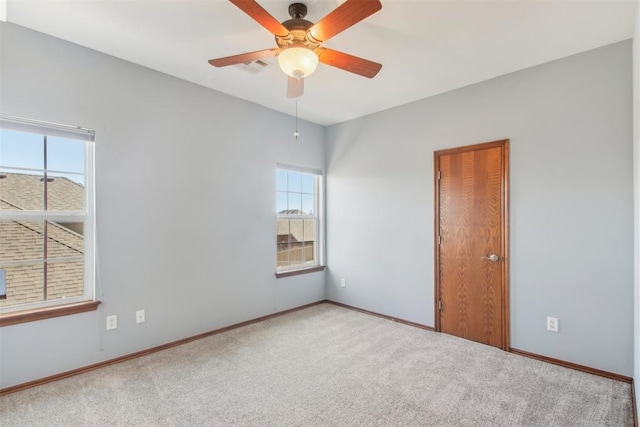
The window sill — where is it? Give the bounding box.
[275,265,326,279]
[0,300,101,327]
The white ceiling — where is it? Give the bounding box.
[5,0,637,126]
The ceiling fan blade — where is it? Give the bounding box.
[229,0,290,37]
[209,48,279,67]
[287,76,304,98]
[308,0,381,43]
[316,48,382,79]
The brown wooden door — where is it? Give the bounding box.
[434,140,509,350]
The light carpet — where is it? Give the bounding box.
[0,303,633,426]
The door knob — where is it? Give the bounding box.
[481,254,500,262]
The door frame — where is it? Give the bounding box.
[433,139,510,350]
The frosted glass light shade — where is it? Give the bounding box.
[278,47,319,78]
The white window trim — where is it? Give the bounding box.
[0,114,96,314]
[276,164,325,273]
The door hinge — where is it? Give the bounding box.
[437,170,441,180]
[438,300,442,311]
[438,235,442,245]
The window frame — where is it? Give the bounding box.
[0,114,96,318]
[275,163,325,276]
[0,268,6,299]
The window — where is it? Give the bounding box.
[0,114,95,315]
[276,164,323,275]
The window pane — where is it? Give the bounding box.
[46,221,84,260]
[0,263,45,308]
[47,260,84,301]
[276,219,290,268]
[46,172,85,211]
[47,136,85,174]
[277,192,288,214]
[0,169,45,211]
[289,220,303,266]
[276,170,288,192]
[302,194,313,215]
[303,220,316,264]
[301,174,314,194]
[303,219,316,243]
[288,192,301,214]
[0,220,45,262]
[287,172,301,192]
[0,129,43,170]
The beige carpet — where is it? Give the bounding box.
[0,303,633,426]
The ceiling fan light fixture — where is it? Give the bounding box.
[278,47,319,78]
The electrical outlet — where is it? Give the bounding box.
[340,278,346,288]
[547,317,558,332]
[106,315,118,330]
[136,310,145,324]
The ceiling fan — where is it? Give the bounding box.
[208,0,383,98]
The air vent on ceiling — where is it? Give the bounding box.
[235,59,270,74]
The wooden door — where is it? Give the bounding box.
[434,140,509,350]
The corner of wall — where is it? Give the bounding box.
[633,0,640,419]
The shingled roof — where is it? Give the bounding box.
[0,172,84,308]
[0,172,84,211]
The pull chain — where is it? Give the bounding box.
[294,97,300,140]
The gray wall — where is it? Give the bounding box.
[325,41,634,376]
[0,22,325,389]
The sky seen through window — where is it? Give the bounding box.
[0,129,85,185]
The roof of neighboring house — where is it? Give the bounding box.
[0,172,84,307]
[276,218,316,244]
[278,209,308,215]
[0,172,84,211]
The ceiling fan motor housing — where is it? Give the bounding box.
[276,2,322,50]
[277,20,316,48]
